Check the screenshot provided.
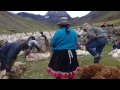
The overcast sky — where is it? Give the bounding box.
[8,11,91,18]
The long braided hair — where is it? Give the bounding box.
[59,24,70,34]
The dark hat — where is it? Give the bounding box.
[57,17,70,25]
[21,41,29,50]
[28,36,36,41]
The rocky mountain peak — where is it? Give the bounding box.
[45,11,71,18]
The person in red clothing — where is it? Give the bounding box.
[117,40,120,45]
[113,40,120,49]
[103,22,107,26]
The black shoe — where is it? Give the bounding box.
[94,56,101,64]
[0,67,5,71]
[0,68,5,71]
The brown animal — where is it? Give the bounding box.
[80,64,120,79]
[91,76,106,79]
[80,64,104,79]
[95,66,120,79]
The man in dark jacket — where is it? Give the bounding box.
[0,42,29,73]
[82,23,108,64]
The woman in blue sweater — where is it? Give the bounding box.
[46,17,80,79]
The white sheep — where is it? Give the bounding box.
[108,49,118,56]
[76,50,90,56]
[108,49,120,59]
[0,62,26,79]
[10,62,26,77]
[112,53,119,58]
[117,49,120,54]
[0,70,9,79]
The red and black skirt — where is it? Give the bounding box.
[46,50,81,79]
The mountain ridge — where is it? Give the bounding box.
[17,11,71,24]
[0,11,55,34]
[16,11,120,26]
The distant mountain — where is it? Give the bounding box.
[17,11,120,27]
[17,12,47,22]
[73,11,120,26]
[17,11,71,24]
[45,11,70,18]
[0,11,55,34]
[45,11,71,23]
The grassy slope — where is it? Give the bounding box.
[1,11,120,33]
[72,18,120,29]
[90,11,120,23]
[72,11,120,28]
[0,12,56,34]
[17,44,120,79]
[93,19,120,26]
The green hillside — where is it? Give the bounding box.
[0,11,56,34]
[73,11,120,27]
[1,11,120,34]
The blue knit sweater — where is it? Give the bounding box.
[50,28,77,51]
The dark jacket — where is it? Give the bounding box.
[86,26,107,43]
[0,42,21,65]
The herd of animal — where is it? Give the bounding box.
[0,27,120,79]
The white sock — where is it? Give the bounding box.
[95,53,99,58]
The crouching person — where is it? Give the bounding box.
[25,38,42,56]
[0,42,29,75]
[113,40,120,49]
[82,23,107,64]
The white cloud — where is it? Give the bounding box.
[67,11,91,18]
[8,11,91,18]
[8,11,48,15]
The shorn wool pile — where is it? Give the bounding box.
[80,64,120,79]
[25,52,51,61]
